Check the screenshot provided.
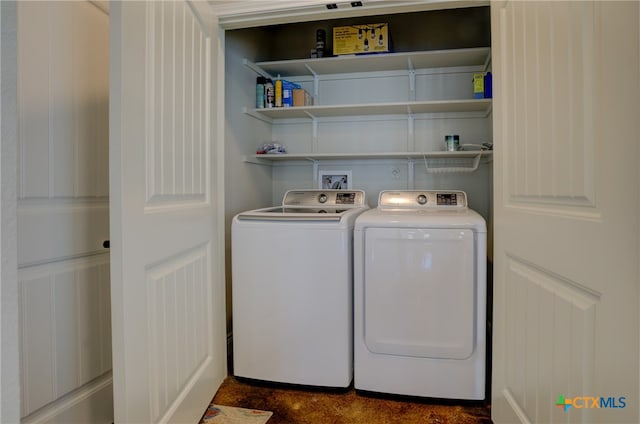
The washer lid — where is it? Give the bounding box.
[237,206,349,221]
[235,189,368,222]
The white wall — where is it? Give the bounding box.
[223,27,274,331]
[269,70,493,218]
[17,2,112,422]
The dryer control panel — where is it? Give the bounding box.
[378,190,467,209]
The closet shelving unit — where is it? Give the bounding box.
[242,47,493,178]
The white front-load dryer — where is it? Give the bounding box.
[354,190,486,400]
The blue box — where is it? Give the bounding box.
[282,80,300,107]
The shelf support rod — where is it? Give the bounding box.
[242,107,274,124]
[407,159,415,189]
[484,102,493,118]
[305,64,320,99]
[243,58,272,79]
[311,159,319,187]
[407,114,415,152]
[408,57,416,101]
[312,118,318,153]
[242,155,271,166]
[303,111,319,153]
[483,51,492,72]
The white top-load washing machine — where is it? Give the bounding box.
[232,189,369,388]
[354,190,486,400]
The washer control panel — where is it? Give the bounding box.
[282,189,366,207]
[378,190,467,209]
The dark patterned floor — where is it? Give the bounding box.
[203,376,492,424]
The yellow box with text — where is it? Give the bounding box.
[333,23,390,56]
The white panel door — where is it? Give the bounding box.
[491,2,639,423]
[16,2,113,423]
[110,1,226,423]
[0,2,21,423]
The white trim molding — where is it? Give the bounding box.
[213,0,488,29]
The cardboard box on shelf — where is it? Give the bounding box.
[293,89,313,107]
[333,23,390,56]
